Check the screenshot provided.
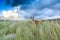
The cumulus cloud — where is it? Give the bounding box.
[0,0,60,20]
[35,8,60,20]
[1,6,25,20]
[23,8,60,20]
[11,0,60,20]
[1,0,60,20]
[2,10,18,18]
[8,0,60,20]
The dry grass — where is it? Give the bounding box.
[0,20,60,40]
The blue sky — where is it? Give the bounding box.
[0,0,60,20]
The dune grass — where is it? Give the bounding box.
[0,20,60,40]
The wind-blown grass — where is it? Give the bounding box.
[0,20,60,40]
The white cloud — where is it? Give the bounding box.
[42,16,60,20]
[35,8,60,20]
[51,3,60,9]
[12,1,60,20]
[25,8,60,20]
[2,10,18,19]
[40,8,56,16]
[1,6,25,20]
[1,5,60,20]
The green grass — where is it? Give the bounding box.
[0,20,60,40]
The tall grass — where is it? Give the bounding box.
[0,20,60,40]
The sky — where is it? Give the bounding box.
[0,0,60,20]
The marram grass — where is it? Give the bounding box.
[0,20,60,40]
